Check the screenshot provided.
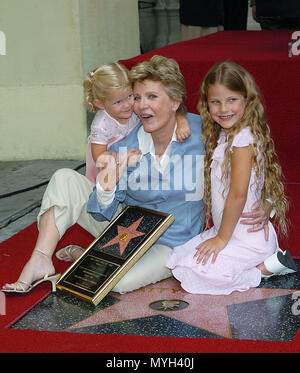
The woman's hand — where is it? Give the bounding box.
[193,235,227,265]
[240,200,272,241]
[96,152,120,191]
[96,149,141,191]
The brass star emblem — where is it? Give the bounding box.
[159,300,181,311]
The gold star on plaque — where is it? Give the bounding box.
[102,216,146,255]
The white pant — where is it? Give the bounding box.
[38,168,172,293]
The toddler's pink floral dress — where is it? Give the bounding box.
[85,110,139,183]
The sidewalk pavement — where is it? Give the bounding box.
[0,160,85,243]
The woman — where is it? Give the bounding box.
[2,55,273,294]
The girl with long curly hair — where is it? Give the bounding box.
[166,61,297,295]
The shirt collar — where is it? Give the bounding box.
[137,123,177,155]
[137,123,177,173]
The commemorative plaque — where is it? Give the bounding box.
[56,206,174,305]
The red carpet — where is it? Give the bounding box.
[0,185,299,353]
[0,224,93,330]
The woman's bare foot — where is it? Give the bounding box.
[55,245,84,262]
[2,249,55,291]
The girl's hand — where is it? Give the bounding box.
[193,236,227,265]
[176,125,191,143]
[175,112,191,143]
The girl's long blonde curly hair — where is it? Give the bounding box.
[198,61,288,236]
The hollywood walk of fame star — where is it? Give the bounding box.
[101,216,146,255]
[158,300,181,311]
[68,277,298,339]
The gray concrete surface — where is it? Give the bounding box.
[0,160,85,243]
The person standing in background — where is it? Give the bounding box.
[251,0,300,30]
[179,0,224,41]
[223,0,249,30]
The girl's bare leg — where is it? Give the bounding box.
[256,249,297,277]
[256,262,273,276]
[2,207,60,291]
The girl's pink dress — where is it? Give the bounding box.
[166,127,278,295]
[85,110,140,183]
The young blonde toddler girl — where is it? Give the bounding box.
[84,62,191,184]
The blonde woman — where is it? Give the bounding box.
[167,61,297,295]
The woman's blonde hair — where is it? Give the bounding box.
[83,62,131,113]
[129,55,187,114]
[198,61,288,236]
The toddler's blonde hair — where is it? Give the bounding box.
[83,62,131,113]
